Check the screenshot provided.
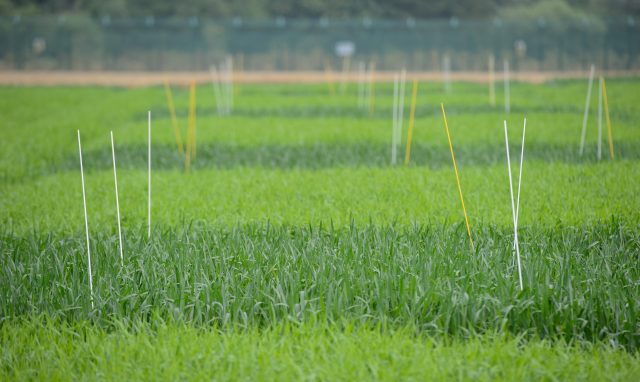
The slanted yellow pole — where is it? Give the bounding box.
[404,80,419,165]
[602,78,614,159]
[163,80,184,155]
[441,103,474,251]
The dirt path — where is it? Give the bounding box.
[0,70,638,87]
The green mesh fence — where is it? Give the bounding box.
[0,16,638,71]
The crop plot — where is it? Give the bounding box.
[1,79,639,380]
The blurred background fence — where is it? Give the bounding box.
[1,16,638,71]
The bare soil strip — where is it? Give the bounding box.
[0,70,638,87]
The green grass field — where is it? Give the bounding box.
[1,79,639,380]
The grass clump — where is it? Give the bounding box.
[1,222,638,349]
[1,317,639,381]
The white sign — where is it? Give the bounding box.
[335,41,355,57]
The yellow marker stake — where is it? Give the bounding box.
[191,83,197,159]
[441,103,474,251]
[404,80,419,165]
[163,80,184,155]
[184,145,191,172]
[185,82,196,172]
[602,78,614,159]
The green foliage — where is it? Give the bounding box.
[500,0,588,21]
[1,79,639,183]
[1,0,638,18]
[2,318,639,381]
[1,80,639,233]
[498,0,606,32]
[0,78,639,376]
[2,163,639,234]
[1,223,639,349]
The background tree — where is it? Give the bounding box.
[0,0,637,18]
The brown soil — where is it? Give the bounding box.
[0,70,638,87]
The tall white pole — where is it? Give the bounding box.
[579,65,595,156]
[210,65,223,116]
[340,55,350,94]
[515,117,526,228]
[504,59,510,114]
[148,111,151,238]
[110,131,124,266]
[489,54,496,106]
[218,60,227,115]
[220,60,228,115]
[223,62,228,116]
[597,77,603,161]
[397,69,407,156]
[504,121,524,291]
[225,56,234,114]
[443,54,451,94]
[367,61,375,111]
[357,61,365,109]
[77,130,94,308]
[391,74,399,165]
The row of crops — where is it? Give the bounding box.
[1,79,639,379]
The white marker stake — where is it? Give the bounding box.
[579,65,595,156]
[221,56,233,115]
[504,59,510,114]
[217,61,227,115]
[367,61,374,109]
[210,65,223,116]
[397,69,407,156]
[515,118,526,228]
[110,131,124,266]
[220,61,229,115]
[504,121,524,291]
[227,55,234,113]
[489,54,496,106]
[340,55,350,94]
[221,58,228,114]
[443,54,451,94]
[77,130,94,308]
[597,77,603,161]
[148,111,151,239]
[391,74,399,165]
[357,61,365,109]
